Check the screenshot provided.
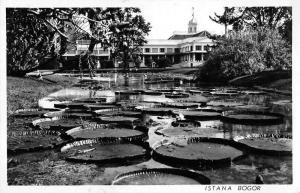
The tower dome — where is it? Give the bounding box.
[188,7,197,33]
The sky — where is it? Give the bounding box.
[139,3,226,39]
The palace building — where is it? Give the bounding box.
[63,8,215,68]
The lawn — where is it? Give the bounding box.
[7,75,78,115]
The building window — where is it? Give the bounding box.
[160,48,165,53]
[190,46,193,51]
[204,45,208,51]
[167,48,173,53]
[145,48,150,53]
[196,45,202,50]
[152,48,158,53]
[175,48,180,53]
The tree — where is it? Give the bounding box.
[196,27,292,83]
[209,7,243,37]
[106,8,151,70]
[7,9,57,76]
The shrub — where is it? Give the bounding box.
[196,27,292,83]
[155,57,172,68]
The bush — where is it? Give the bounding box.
[155,57,172,68]
[196,27,292,83]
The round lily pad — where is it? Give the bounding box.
[8,130,65,154]
[143,90,163,96]
[189,89,211,94]
[66,126,147,141]
[234,105,270,111]
[73,97,107,103]
[155,127,222,138]
[153,137,244,169]
[176,95,209,104]
[165,93,190,99]
[162,102,200,109]
[241,90,265,95]
[174,110,221,120]
[61,139,150,163]
[209,91,239,96]
[115,90,141,95]
[112,168,211,185]
[236,137,292,156]
[13,109,47,118]
[94,110,142,118]
[98,116,140,126]
[54,102,88,110]
[34,117,83,131]
[141,107,176,115]
[171,120,201,127]
[207,101,244,107]
[221,110,284,125]
[86,104,119,111]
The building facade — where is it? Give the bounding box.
[63,9,215,68]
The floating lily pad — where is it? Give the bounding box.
[165,93,190,99]
[66,125,147,141]
[112,168,211,185]
[222,110,284,125]
[171,120,201,127]
[234,105,270,111]
[174,110,221,120]
[175,95,209,104]
[209,91,239,96]
[34,117,83,131]
[236,137,292,156]
[189,89,211,94]
[155,127,222,138]
[207,101,244,107]
[73,97,107,103]
[141,107,176,115]
[61,139,150,164]
[98,116,140,126]
[241,90,265,95]
[13,109,47,118]
[115,90,142,95]
[153,137,244,169]
[8,130,65,154]
[162,102,200,109]
[143,90,163,96]
[94,110,142,118]
[54,102,89,110]
[86,104,119,111]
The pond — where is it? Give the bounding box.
[9,73,292,185]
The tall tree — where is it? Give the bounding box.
[209,7,243,37]
[105,8,151,69]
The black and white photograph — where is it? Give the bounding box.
[1,0,299,192]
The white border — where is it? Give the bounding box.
[1,0,299,193]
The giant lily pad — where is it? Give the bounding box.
[175,95,209,104]
[66,125,147,141]
[61,139,150,163]
[165,93,190,99]
[162,102,200,109]
[141,107,176,115]
[33,117,83,131]
[155,127,222,138]
[8,130,65,154]
[221,110,284,125]
[86,104,119,111]
[171,120,201,127]
[207,101,244,107]
[115,90,142,95]
[13,109,47,118]
[236,137,292,156]
[112,168,210,185]
[94,110,142,118]
[174,110,221,120]
[73,97,107,103]
[143,90,163,96]
[54,102,89,110]
[153,137,244,169]
[97,116,141,126]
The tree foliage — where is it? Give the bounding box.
[7,9,57,76]
[106,8,151,69]
[196,28,292,83]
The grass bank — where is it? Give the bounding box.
[7,74,78,115]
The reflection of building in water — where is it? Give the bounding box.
[63,8,215,68]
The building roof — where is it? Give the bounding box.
[168,30,211,40]
[145,39,181,46]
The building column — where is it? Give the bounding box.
[201,53,204,61]
[172,55,174,64]
[141,55,145,67]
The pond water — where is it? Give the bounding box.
[18,73,293,184]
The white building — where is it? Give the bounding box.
[63,9,215,68]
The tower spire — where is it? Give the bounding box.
[192,7,194,20]
[188,7,197,33]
